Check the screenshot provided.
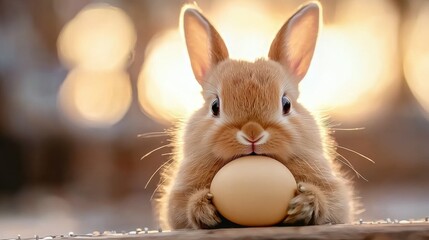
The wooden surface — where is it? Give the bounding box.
[68,224,429,240]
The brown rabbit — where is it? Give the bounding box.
[157,2,356,229]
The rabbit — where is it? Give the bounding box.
[156,1,356,229]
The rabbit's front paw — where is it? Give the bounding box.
[283,182,327,225]
[187,188,221,229]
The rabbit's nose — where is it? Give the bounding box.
[236,122,270,145]
[241,121,263,138]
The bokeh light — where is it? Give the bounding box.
[403,1,429,118]
[138,0,400,124]
[138,30,203,124]
[58,69,132,127]
[210,1,285,61]
[57,3,135,127]
[301,1,399,121]
[57,3,136,70]
[300,0,400,120]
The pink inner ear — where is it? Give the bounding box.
[268,3,319,81]
[288,57,302,76]
[288,48,313,79]
[200,67,206,80]
[183,7,229,85]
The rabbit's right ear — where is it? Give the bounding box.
[269,2,321,82]
[181,6,229,85]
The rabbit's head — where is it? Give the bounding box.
[180,3,326,164]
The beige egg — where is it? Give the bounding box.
[210,155,297,226]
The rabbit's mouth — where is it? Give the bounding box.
[249,151,275,158]
[233,152,274,160]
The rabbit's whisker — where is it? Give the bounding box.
[337,145,375,163]
[331,127,365,131]
[138,131,169,138]
[151,170,171,200]
[336,152,368,182]
[140,144,172,161]
[145,158,174,189]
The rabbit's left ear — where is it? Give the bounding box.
[181,5,229,85]
[269,2,321,81]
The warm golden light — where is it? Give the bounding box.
[137,2,285,124]
[300,0,400,120]
[138,31,203,124]
[57,3,135,127]
[139,0,400,124]
[57,3,136,70]
[404,2,429,118]
[210,1,285,61]
[59,69,132,127]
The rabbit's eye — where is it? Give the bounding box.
[211,97,220,117]
[282,96,291,115]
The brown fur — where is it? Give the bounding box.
[156,2,355,229]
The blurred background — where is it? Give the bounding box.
[0,0,429,237]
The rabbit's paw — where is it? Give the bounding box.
[187,188,221,229]
[283,182,327,225]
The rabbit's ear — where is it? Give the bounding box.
[268,2,320,81]
[181,6,229,84]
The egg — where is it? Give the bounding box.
[210,155,297,226]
